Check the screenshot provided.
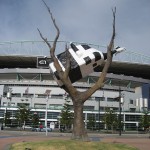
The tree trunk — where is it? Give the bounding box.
[38,1,117,141]
[72,101,89,141]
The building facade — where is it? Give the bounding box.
[0,66,150,131]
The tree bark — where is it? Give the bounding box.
[72,100,89,141]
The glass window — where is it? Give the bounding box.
[49,104,63,110]
[3,102,7,106]
[51,94,63,99]
[95,97,105,101]
[11,93,21,97]
[47,112,60,119]
[83,106,94,111]
[35,94,47,98]
[17,103,29,107]
[34,104,46,109]
[130,108,136,112]
[125,115,141,121]
[125,123,137,131]
[95,114,104,121]
[130,99,134,104]
[10,103,15,106]
[107,98,114,102]
[87,113,95,120]
[37,111,45,118]
[0,110,5,117]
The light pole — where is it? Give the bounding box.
[7,88,12,107]
[97,89,105,131]
[136,122,139,136]
[57,115,61,131]
[0,95,2,108]
[44,90,51,136]
[0,95,2,130]
[6,88,12,127]
[30,97,32,109]
[118,82,123,136]
[45,97,48,136]
[98,98,100,131]
[119,94,122,136]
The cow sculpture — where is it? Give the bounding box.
[49,43,125,87]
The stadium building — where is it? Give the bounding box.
[0,41,150,131]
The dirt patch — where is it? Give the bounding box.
[102,137,150,150]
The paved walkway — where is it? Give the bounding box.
[0,131,150,150]
[1,131,69,150]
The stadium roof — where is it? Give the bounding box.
[0,55,150,80]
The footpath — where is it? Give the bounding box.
[0,130,150,150]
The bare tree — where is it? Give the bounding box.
[38,0,116,141]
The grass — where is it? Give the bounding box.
[10,139,139,150]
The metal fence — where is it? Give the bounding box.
[0,40,150,65]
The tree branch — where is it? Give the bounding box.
[64,44,71,79]
[42,0,60,55]
[38,0,62,73]
[37,28,52,51]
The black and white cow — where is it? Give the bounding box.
[49,43,125,87]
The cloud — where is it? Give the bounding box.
[0,0,150,56]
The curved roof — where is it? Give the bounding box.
[0,55,150,80]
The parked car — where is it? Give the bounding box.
[23,125,32,129]
[32,126,52,132]
[59,126,66,132]
[17,125,32,130]
[138,127,147,134]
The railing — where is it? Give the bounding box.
[0,40,150,65]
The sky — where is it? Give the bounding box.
[0,0,150,56]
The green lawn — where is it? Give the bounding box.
[10,139,138,150]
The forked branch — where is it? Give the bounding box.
[98,7,116,80]
[38,0,62,72]
[81,7,116,102]
[64,44,71,79]
[42,0,60,54]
